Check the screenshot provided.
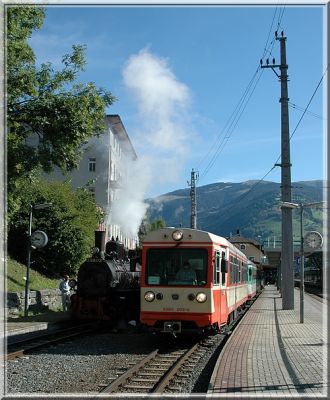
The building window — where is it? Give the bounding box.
[89,187,95,198]
[249,256,255,261]
[240,244,246,250]
[89,158,96,172]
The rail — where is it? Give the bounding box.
[6,323,97,361]
[99,293,260,395]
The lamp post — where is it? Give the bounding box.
[257,235,263,262]
[280,201,323,323]
[24,202,52,317]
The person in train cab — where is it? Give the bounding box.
[176,261,197,282]
[59,274,71,311]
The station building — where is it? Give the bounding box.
[228,230,266,265]
[228,230,274,284]
[47,114,138,249]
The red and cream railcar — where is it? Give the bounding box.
[140,227,256,335]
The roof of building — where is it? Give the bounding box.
[228,234,261,247]
[106,114,137,160]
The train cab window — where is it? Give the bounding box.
[146,248,208,286]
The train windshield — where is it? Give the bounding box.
[146,248,208,286]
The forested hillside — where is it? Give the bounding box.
[146,180,323,242]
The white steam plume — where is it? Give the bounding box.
[106,156,151,239]
[105,49,192,239]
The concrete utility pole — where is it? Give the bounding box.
[188,169,199,229]
[261,31,294,309]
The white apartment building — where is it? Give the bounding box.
[48,114,138,249]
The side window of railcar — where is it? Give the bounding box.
[238,260,241,282]
[230,256,234,284]
[242,262,247,283]
[214,251,220,284]
[230,256,241,284]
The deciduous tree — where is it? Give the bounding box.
[7,5,115,192]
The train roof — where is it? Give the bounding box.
[143,227,247,259]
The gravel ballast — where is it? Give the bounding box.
[6,330,224,396]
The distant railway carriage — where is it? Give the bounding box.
[140,227,260,335]
[247,261,257,299]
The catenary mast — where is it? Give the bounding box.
[261,31,294,309]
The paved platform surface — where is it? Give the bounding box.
[208,285,328,398]
[6,311,70,337]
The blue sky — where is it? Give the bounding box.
[29,4,325,198]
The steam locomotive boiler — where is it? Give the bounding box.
[70,231,141,324]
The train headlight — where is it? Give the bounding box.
[156,292,163,300]
[188,293,195,301]
[196,292,207,303]
[144,291,155,302]
[172,230,183,241]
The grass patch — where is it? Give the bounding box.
[6,257,59,293]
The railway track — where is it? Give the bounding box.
[6,323,97,361]
[99,296,254,395]
[99,335,222,394]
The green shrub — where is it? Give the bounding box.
[7,178,102,277]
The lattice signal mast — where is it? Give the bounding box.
[188,169,199,229]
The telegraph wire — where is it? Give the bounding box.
[213,65,327,221]
[197,67,261,176]
[197,6,284,183]
[288,65,328,141]
[196,4,325,223]
[289,102,323,120]
[199,68,264,182]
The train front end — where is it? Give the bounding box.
[140,227,220,335]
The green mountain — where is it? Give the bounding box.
[146,180,323,244]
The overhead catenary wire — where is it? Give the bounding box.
[199,67,264,182]
[194,4,324,227]
[196,6,284,183]
[197,63,265,182]
[213,65,327,221]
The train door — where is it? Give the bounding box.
[216,250,228,325]
[213,250,221,324]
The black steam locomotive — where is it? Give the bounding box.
[70,231,141,324]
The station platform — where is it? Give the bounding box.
[208,285,328,398]
[5,311,70,338]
